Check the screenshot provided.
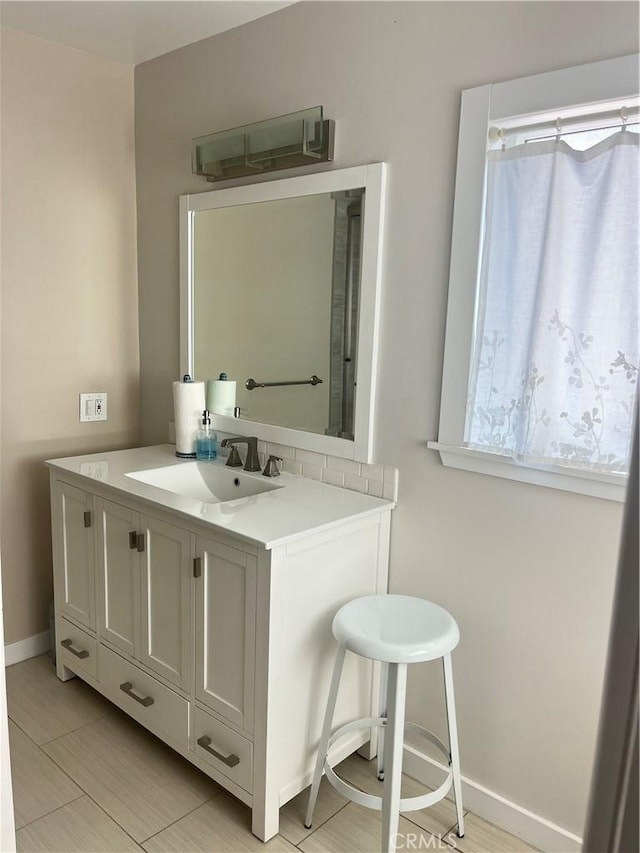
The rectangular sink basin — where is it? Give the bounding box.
[125,462,282,504]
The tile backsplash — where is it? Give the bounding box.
[168,422,398,501]
[257,441,399,501]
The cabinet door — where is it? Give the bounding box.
[195,536,256,732]
[56,482,95,630]
[95,498,140,658]
[139,514,192,690]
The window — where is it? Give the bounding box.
[431,55,639,501]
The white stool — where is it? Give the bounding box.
[305,594,464,853]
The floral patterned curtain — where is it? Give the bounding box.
[465,131,639,473]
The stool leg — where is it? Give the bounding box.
[381,662,406,853]
[443,653,464,838]
[304,644,346,829]
[377,661,388,781]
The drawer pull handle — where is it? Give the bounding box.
[136,533,146,553]
[119,681,154,707]
[83,511,92,528]
[197,735,240,767]
[60,638,89,659]
[129,531,138,550]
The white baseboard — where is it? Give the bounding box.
[403,746,582,853]
[4,631,51,667]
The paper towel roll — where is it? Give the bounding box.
[207,376,236,417]
[173,377,205,458]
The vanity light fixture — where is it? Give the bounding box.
[192,106,335,181]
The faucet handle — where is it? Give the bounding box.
[263,455,283,477]
[226,445,243,467]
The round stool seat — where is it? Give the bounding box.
[307,593,465,850]
[332,594,459,664]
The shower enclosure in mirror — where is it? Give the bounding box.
[180,163,386,462]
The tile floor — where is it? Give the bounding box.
[6,655,537,853]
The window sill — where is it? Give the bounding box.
[427,441,627,502]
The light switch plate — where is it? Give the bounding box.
[80,392,108,422]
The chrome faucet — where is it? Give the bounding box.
[220,436,261,472]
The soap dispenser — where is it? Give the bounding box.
[196,410,217,460]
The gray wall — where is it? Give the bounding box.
[1,29,140,646]
[134,1,638,836]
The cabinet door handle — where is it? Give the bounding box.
[83,510,92,528]
[136,533,145,553]
[119,681,154,707]
[197,735,239,767]
[129,531,138,550]
[60,638,89,659]
[193,557,202,578]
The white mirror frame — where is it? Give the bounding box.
[180,162,387,462]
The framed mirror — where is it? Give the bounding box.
[180,163,386,462]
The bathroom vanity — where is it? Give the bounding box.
[47,444,393,841]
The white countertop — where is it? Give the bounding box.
[46,444,394,549]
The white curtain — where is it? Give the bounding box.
[465,131,639,473]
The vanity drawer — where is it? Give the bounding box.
[58,618,96,678]
[194,706,253,793]
[98,644,189,747]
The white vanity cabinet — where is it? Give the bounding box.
[194,535,256,731]
[55,481,96,632]
[94,498,139,659]
[48,447,393,842]
[192,535,257,795]
[94,497,192,690]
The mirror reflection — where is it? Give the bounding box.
[193,188,364,438]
